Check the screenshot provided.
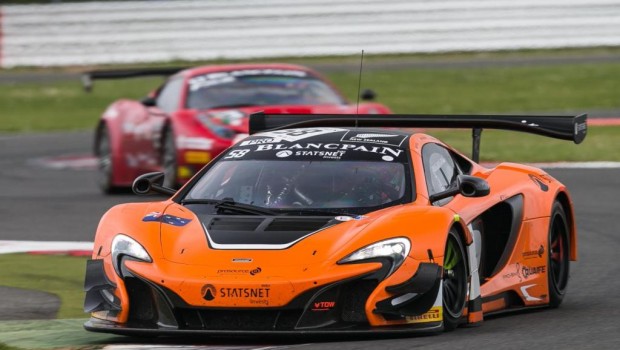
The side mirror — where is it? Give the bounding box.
[457,175,490,198]
[132,172,176,196]
[360,89,376,101]
[429,175,490,203]
[141,96,157,107]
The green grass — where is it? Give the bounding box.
[328,63,620,114]
[427,126,620,162]
[1,62,618,132]
[0,77,164,132]
[0,254,88,319]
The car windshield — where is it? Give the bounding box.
[185,160,408,213]
[186,71,346,110]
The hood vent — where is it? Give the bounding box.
[208,217,263,232]
[265,218,329,232]
[200,215,335,249]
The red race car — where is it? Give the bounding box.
[83,64,391,193]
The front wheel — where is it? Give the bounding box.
[442,229,468,331]
[548,202,570,308]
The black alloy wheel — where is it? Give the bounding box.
[548,201,570,308]
[442,229,468,331]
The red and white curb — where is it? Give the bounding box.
[0,240,93,255]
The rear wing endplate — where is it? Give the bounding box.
[249,112,587,162]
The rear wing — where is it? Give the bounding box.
[249,112,587,162]
[81,67,188,92]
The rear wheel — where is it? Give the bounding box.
[161,127,178,189]
[548,202,570,308]
[96,125,119,194]
[442,229,468,331]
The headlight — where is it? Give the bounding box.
[111,234,152,276]
[339,237,411,276]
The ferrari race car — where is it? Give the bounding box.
[84,64,391,193]
[84,112,587,335]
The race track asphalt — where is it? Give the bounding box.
[0,131,619,349]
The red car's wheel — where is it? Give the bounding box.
[442,229,468,331]
[162,127,178,189]
[96,125,120,194]
[548,202,570,308]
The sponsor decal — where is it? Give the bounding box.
[341,131,408,147]
[232,258,253,263]
[189,69,308,91]
[253,143,403,158]
[201,284,216,301]
[521,265,546,279]
[216,267,262,276]
[575,121,587,135]
[142,212,191,226]
[502,263,546,281]
[202,284,272,305]
[293,150,345,159]
[502,263,523,282]
[406,306,442,323]
[176,136,214,151]
[523,245,545,259]
[312,301,336,311]
[240,138,280,146]
[184,151,211,164]
[219,287,270,298]
[248,128,346,143]
[276,150,293,158]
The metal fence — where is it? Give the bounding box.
[1,0,620,67]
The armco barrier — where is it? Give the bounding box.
[1,0,620,67]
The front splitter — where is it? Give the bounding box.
[84,318,443,337]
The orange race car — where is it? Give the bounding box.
[84,112,587,336]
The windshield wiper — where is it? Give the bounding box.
[181,198,278,216]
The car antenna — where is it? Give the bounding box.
[355,50,365,126]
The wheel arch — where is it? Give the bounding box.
[555,190,577,261]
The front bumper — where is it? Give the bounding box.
[84,258,443,335]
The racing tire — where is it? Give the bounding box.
[442,229,468,331]
[161,127,178,189]
[96,125,121,194]
[548,201,570,308]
